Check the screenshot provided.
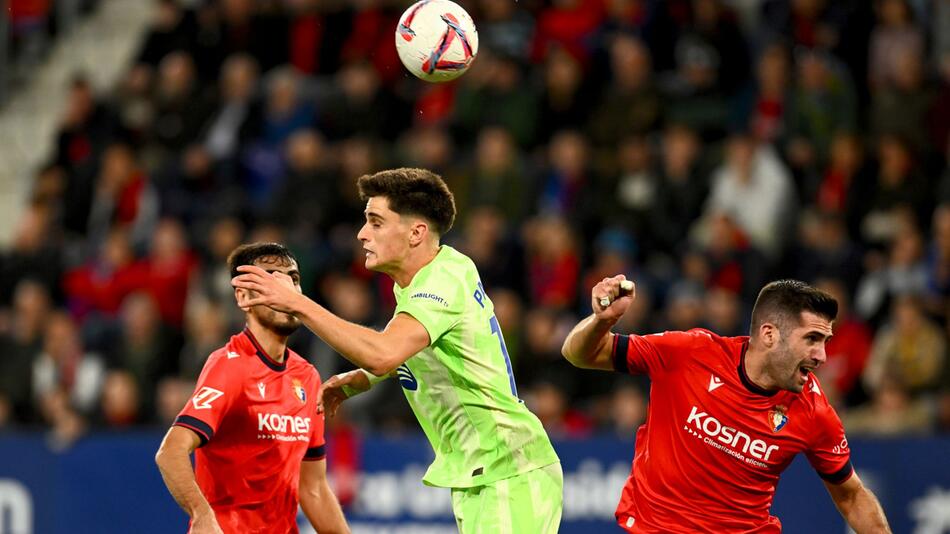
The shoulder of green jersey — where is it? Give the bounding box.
[408,291,451,307]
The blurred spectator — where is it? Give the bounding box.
[338,1,401,83]
[588,35,661,146]
[538,47,596,143]
[660,0,748,136]
[608,135,660,252]
[0,280,53,422]
[32,312,105,417]
[452,127,533,226]
[813,277,873,407]
[86,142,160,250]
[267,129,338,236]
[479,0,535,61]
[201,53,262,162]
[855,135,930,246]
[149,52,215,155]
[870,46,933,155]
[703,286,744,337]
[136,0,193,71]
[63,228,147,321]
[842,376,931,436]
[661,280,706,331]
[813,132,873,237]
[156,144,246,237]
[524,377,593,439]
[924,204,950,314]
[525,217,581,310]
[733,43,792,146]
[786,49,857,170]
[0,202,63,305]
[530,0,605,66]
[106,292,179,414]
[143,219,197,328]
[55,77,118,236]
[38,389,86,450]
[868,0,924,91]
[607,378,647,438]
[97,370,143,427]
[537,130,602,240]
[649,124,708,257]
[855,221,928,323]
[793,209,863,288]
[863,295,946,396]
[702,133,795,258]
[320,60,407,141]
[155,376,193,426]
[456,206,527,296]
[179,299,229,380]
[453,51,539,147]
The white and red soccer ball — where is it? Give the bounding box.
[396,0,479,82]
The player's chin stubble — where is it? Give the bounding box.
[260,310,301,337]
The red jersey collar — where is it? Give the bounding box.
[241,327,289,372]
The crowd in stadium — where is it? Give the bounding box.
[1,0,950,453]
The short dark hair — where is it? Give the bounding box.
[357,168,456,236]
[750,280,838,336]
[227,243,298,279]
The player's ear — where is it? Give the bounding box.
[760,322,778,348]
[408,219,429,247]
[234,287,252,311]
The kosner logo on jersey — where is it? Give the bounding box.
[686,406,779,462]
[257,413,311,435]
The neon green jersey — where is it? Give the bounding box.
[392,245,559,488]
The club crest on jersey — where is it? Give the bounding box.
[768,405,788,433]
[292,379,306,403]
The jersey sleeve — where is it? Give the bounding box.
[611,330,704,377]
[804,391,854,484]
[395,275,464,346]
[304,374,326,461]
[174,353,237,447]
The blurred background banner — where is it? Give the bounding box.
[1,433,948,534]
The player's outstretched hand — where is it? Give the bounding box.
[190,512,224,534]
[231,265,300,313]
[592,275,635,322]
[317,370,371,418]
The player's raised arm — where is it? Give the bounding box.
[299,459,350,533]
[231,266,431,376]
[562,276,636,371]
[155,426,223,534]
[823,473,891,533]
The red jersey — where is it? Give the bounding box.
[611,329,852,533]
[174,329,326,534]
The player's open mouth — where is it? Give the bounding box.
[798,366,813,379]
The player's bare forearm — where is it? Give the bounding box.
[294,297,426,375]
[300,460,350,534]
[155,427,218,527]
[562,314,617,371]
[233,265,428,374]
[824,475,891,533]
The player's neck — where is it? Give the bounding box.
[743,344,779,392]
[246,322,289,364]
[390,243,441,288]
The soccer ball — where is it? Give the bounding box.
[395,0,479,83]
